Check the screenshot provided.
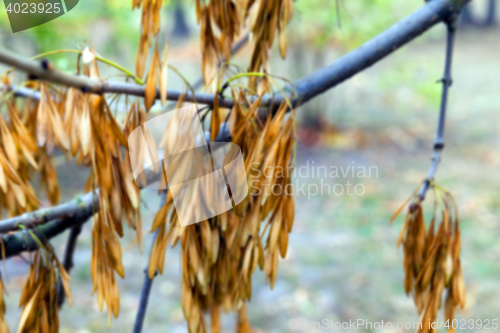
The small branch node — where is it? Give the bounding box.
[433,142,445,150]
[436,77,453,87]
[40,58,51,70]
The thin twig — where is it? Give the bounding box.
[1,84,41,100]
[133,190,167,333]
[57,224,82,307]
[419,17,458,201]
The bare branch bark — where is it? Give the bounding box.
[1,34,250,106]
[0,34,249,109]
[132,229,158,333]
[0,211,93,260]
[0,192,97,234]
[132,190,167,333]
[283,0,465,107]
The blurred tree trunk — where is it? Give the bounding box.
[171,0,190,39]
[460,3,477,26]
[485,0,497,26]
[461,0,496,27]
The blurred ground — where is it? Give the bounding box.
[2,6,500,333]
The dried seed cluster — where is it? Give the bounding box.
[148,95,296,332]
[17,247,72,333]
[144,42,170,111]
[133,0,162,79]
[134,0,294,93]
[71,53,142,321]
[391,186,466,333]
[0,101,39,215]
[1,49,144,331]
[246,0,293,91]
[0,0,297,330]
[195,0,293,91]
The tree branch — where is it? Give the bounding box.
[133,230,158,333]
[0,192,97,234]
[0,0,470,257]
[132,190,167,333]
[0,211,93,260]
[419,17,458,200]
[284,0,466,106]
[0,0,468,111]
[1,34,250,107]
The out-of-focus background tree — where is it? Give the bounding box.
[1,0,499,332]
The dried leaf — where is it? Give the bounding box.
[145,47,159,111]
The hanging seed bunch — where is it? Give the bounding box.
[0,0,295,327]
[195,0,242,85]
[0,272,7,332]
[208,0,242,62]
[0,53,143,327]
[17,246,72,333]
[0,102,39,216]
[143,42,170,111]
[87,108,137,321]
[0,76,70,215]
[122,100,152,189]
[132,0,162,79]
[38,151,60,205]
[246,0,293,92]
[198,3,222,87]
[13,48,145,321]
[142,94,188,281]
[391,185,466,333]
[19,79,69,205]
[148,93,296,332]
[64,52,143,320]
[195,0,293,91]
[27,80,74,208]
[34,83,70,206]
[36,83,70,155]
